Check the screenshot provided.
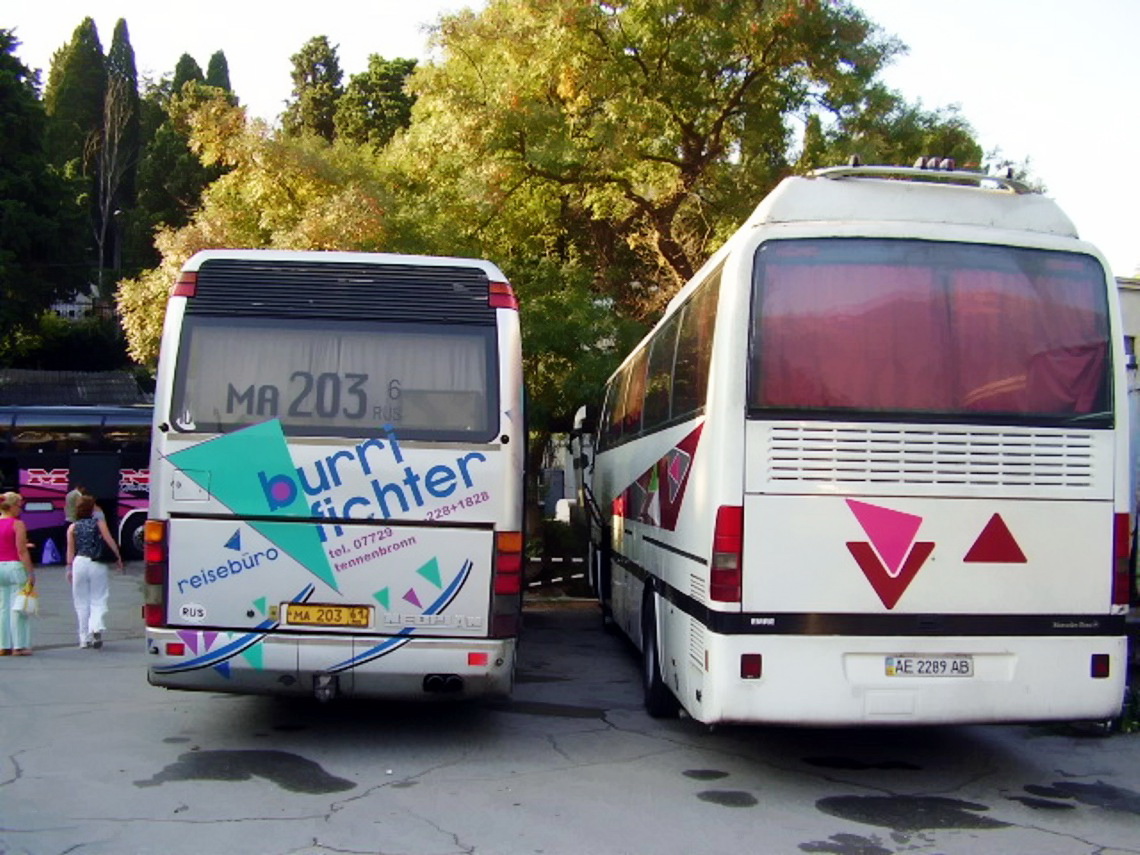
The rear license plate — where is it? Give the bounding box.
[885,655,973,678]
[283,603,372,628]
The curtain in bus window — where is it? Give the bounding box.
[950,266,1105,413]
[756,262,954,411]
[751,240,1108,419]
[173,320,494,438]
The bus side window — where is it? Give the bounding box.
[643,313,681,432]
[622,349,648,438]
[606,365,632,449]
[673,269,721,418]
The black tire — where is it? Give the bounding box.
[641,598,680,718]
[119,513,145,561]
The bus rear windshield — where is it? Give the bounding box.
[170,317,499,440]
[750,239,1112,425]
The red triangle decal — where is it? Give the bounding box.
[848,541,935,609]
[963,514,1026,563]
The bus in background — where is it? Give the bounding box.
[0,405,152,562]
[580,162,1130,726]
[145,250,525,702]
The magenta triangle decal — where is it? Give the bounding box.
[846,499,923,576]
[177,631,199,654]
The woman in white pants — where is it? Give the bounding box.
[66,495,122,649]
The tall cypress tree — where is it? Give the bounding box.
[171,53,204,95]
[106,19,140,207]
[43,17,106,177]
[205,51,231,92]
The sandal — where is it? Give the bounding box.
[14,649,32,656]
[0,649,9,656]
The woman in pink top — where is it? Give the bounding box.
[0,491,35,655]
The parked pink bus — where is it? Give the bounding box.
[0,405,151,561]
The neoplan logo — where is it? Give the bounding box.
[845,499,934,610]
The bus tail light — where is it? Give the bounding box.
[488,281,518,310]
[171,271,197,298]
[144,520,168,628]
[711,505,743,603]
[491,530,523,637]
[1112,513,1131,606]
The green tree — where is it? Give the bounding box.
[0,30,87,361]
[171,53,204,93]
[335,56,416,148]
[282,36,343,140]
[105,19,140,207]
[205,50,232,92]
[42,17,106,177]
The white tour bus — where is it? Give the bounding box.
[145,250,525,702]
[579,163,1131,726]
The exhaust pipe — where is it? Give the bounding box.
[423,674,464,694]
[443,675,464,693]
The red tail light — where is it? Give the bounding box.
[488,281,518,310]
[491,531,524,637]
[494,531,523,595]
[171,271,197,298]
[1112,512,1132,606]
[144,520,168,628]
[711,505,743,603]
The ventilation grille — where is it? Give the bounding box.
[189,259,494,324]
[689,616,706,670]
[766,424,1096,488]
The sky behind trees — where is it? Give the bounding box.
[8,0,1138,276]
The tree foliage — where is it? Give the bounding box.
[205,50,232,92]
[0,30,87,360]
[405,0,900,313]
[117,96,400,364]
[42,17,106,177]
[335,56,417,148]
[282,36,344,141]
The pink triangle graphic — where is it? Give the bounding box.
[846,500,923,576]
[403,588,422,608]
[203,631,218,651]
[177,631,199,654]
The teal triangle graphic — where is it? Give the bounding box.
[168,420,338,592]
[241,643,263,670]
[417,557,442,588]
[214,661,231,679]
[373,587,390,610]
[253,596,267,616]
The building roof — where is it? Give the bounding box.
[0,370,152,406]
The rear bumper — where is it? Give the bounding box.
[690,634,1128,726]
[146,628,516,700]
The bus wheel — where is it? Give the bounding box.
[121,515,145,560]
[641,599,680,719]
